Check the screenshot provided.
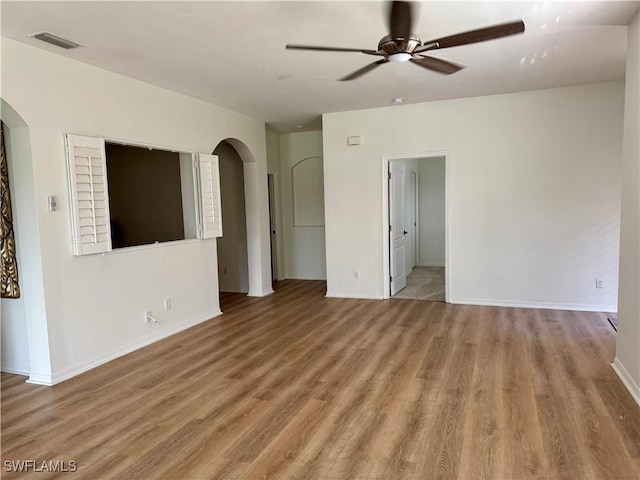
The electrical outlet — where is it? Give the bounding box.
[143,310,151,323]
[164,298,171,310]
[354,271,360,279]
[223,267,229,275]
[596,278,604,289]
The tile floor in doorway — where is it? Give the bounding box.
[393,266,445,301]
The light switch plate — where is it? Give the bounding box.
[48,195,57,211]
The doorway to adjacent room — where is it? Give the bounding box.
[384,153,449,302]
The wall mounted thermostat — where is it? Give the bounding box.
[48,195,57,212]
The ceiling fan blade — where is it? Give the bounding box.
[410,55,464,75]
[340,59,389,81]
[389,1,413,39]
[286,44,382,56]
[415,20,525,53]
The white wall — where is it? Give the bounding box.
[323,82,623,310]
[418,157,446,267]
[215,141,249,293]
[280,131,326,280]
[1,39,272,384]
[614,10,640,404]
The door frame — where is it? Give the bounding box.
[410,169,418,270]
[381,152,451,301]
[267,173,278,282]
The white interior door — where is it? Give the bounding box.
[389,162,407,295]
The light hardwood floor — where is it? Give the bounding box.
[1,280,639,479]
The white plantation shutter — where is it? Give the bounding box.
[197,153,223,238]
[65,134,112,255]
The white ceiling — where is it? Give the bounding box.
[2,1,638,132]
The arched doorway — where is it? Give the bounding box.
[1,99,52,381]
[212,138,272,298]
[214,141,249,293]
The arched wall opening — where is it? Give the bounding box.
[214,141,249,293]
[213,137,272,298]
[0,99,52,381]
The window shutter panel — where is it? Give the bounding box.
[65,134,112,255]
[197,153,223,238]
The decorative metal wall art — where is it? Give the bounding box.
[1,122,21,298]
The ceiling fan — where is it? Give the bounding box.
[286,1,525,81]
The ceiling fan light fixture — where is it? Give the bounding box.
[388,52,412,63]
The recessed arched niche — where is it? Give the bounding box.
[292,156,324,227]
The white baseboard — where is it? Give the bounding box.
[283,276,327,281]
[247,288,274,297]
[612,357,640,407]
[417,264,445,267]
[1,362,30,376]
[221,289,274,296]
[449,297,617,313]
[26,371,53,385]
[46,309,222,386]
[325,291,384,300]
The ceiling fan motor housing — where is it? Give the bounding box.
[378,33,422,55]
[285,0,525,80]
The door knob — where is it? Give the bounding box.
[404,230,408,235]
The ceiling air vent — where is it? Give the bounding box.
[30,32,81,50]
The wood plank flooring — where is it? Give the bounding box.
[1,280,638,479]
